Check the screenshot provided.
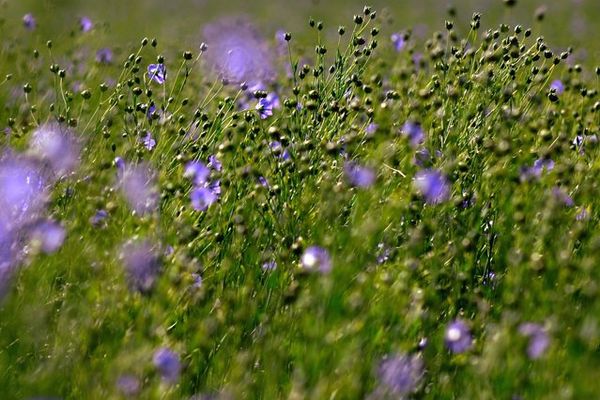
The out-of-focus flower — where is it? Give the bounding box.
[376,353,424,396]
[118,162,159,215]
[414,169,451,204]
[147,64,166,84]
[30,220,66,254]
[445,319,472,353]
[203,18,274,86]
[96,48,113,64]
[90,209,108,227]
[0,153,47,228]
[401,122,425,148]
[344,161,376,188]
[391,33,406,52]
[550,79,565,94]
[301,246,332,274]
[29,123,80,179]
[256,93,279,119]
[518,322,550,359]
[184,161,211,186]
[208,155,222,171]
[551,187,574,207]
[120,240,162,293]
[79,16,93,32]
[366,123,378,136]
[190,187,218,211]
[141,131,156,151]
[116,375,140,396]
[262,260,277,271]
[269,141,290,160]
[23,14,36,30]
[153,347,181,383]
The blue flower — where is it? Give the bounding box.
[23,14,36,30]
[120,240,162,293]
[401,121,425,148]
[184,161,211,186]
[445,319,472,353]
[79,16,93,32]
[414,169,451,204]
[519,323,549,359]
[377,353,424,396]
[141,131,156,151]
[153,347,181,383]
[301,246,332,274]
[31,220,66,254]
[269,141,290,160]
[391,33,406,52]
[256,93,279,119]
[96,48,113,64]
[147,64,166,84]
[190,187,218,211]
[550,79,565,94]
[344,161,376,188]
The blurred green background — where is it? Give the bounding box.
[2,0,599,65]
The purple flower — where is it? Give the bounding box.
[414,169,451,204]
[0,154,47,228]
[262,260,277,271]
[0,223,16,273]
[258,176,269,188]
[190,187,218,211]
[445,319,472,353]
[376,353,424,396]
[532,158,554,176]
[366,123,378,136]
[413,148,431,168]
[141,131,156,151]
[519,323,550,359]
[96,48,113,64]
[184,161,211,186]
[116,375,140,396]
[31,220,66,254]
[301,246,332,274]
[269,141,290,160]
[391,33,406,52]
[550,79,565,94]
[23,14,36,30]
[344,161,376,188]
[256,93,279,119]
[79,16,93,32]
[551,187,574,207]
[120,240,162,293]
[208,155,222,171]
[29,123,80,179]
[401,121,425,148]
[153,347,181,383]
[147,64,166,84]
[203,18,274,86]
[118,163,159,215]
[90,209,108,227]
[576,207,589,221]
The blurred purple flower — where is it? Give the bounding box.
[208,155,222,171]
[532,158,554,176]
[184,161,211,186]
[550,80,565,94]
[79,16,93,32]
[391,33,406,52]
[191,187,218,211]
[31,220,66,254]
[147,64,166,84]
[153,347,181,383]
[414,169,451,204]
[118,163,159,215]
[377,353,424,396]
[29,123,80,178]
[413,148,431,168]
[96,48,113,64]
[445,319,472,353]
[262,260,277,271]
[203,18,274,86]
[519,322,550,359]
[120,240,162,293]
[116,375,140,396]
[366,123,378,136]
[0,153,47,228]
[345,161,376,188]
[23,14,36,30]
[401,122,425,148]
[141,131,156,151]
[551,187,574,207]
[90,209,108,227]
[301,246,332,274]
[256,93,279,119]
[576,207,589,221]
[269,141,290,160]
